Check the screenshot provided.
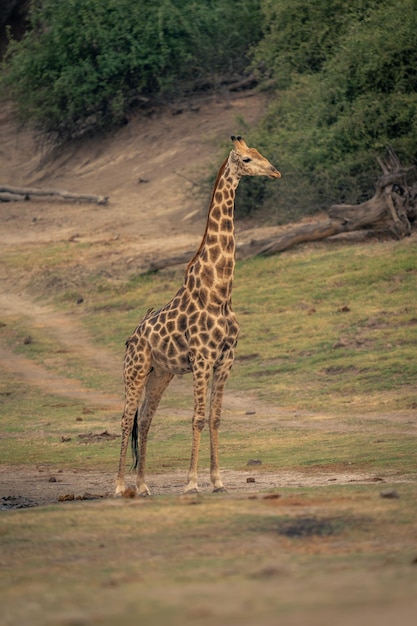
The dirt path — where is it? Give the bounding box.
[2,464,397,509]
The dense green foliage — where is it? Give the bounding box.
[251,0,381,90]
[1,0,261,139]
[1,0,417,217]
[242,0,417,221]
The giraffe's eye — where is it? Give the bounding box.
[242,157,252,163]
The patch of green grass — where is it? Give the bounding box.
[2,237,417,474]
[65,237,417,412]
[6,236,416,414]
[1,241,78,269]
[0,373,119,467]
[230,239,417,411]
[2,316,122,397]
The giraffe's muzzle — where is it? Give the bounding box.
[269,167,281,179]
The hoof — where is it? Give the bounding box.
[184,487,199,495]
[213,486,228,493]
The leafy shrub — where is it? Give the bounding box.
[245,0,417,222]
[1,0,261,140]
[251,0,381,90]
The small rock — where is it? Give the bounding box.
[48,476,57,483]
[58,493,75,502]
[380,488,399,499]
[23,335,33,345]
[250,566,283,579]
[77,492,100,501]
[61,436,72,442]
[247,459,262,466]
[246,477,255,483]
[76,297,84,305]
[122,488,137,499]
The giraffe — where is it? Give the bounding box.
[115,135,281,496]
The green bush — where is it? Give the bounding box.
[1,0,261,140]
[251,0,380,90]
[245,0,417,222]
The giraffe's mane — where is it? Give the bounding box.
[185,155,229,272]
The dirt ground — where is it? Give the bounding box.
[0,92,412,507]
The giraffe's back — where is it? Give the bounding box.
[126,286,239,376]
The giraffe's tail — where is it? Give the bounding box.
[130,409,139,470]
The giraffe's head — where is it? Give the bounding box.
[230,135,281,179]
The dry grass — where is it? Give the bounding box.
[1,486,417,626]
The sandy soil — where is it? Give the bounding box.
[0,92,411,507]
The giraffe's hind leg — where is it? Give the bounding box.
[135,368,174,496]
[115,381,147,496]
[115,341,151,497]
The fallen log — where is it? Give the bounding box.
[0,184,108,205]
[0,192,26,202]
[237,220,344,258]
[148,251,195,272]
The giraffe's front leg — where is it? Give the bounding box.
[184,362,210,493]
[209,353,234,493]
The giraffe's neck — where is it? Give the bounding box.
[185,158,240,306]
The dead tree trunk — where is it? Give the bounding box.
[329,148,414,239]
[239,148,416,258]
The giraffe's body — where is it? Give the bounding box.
[115,136,280,496]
